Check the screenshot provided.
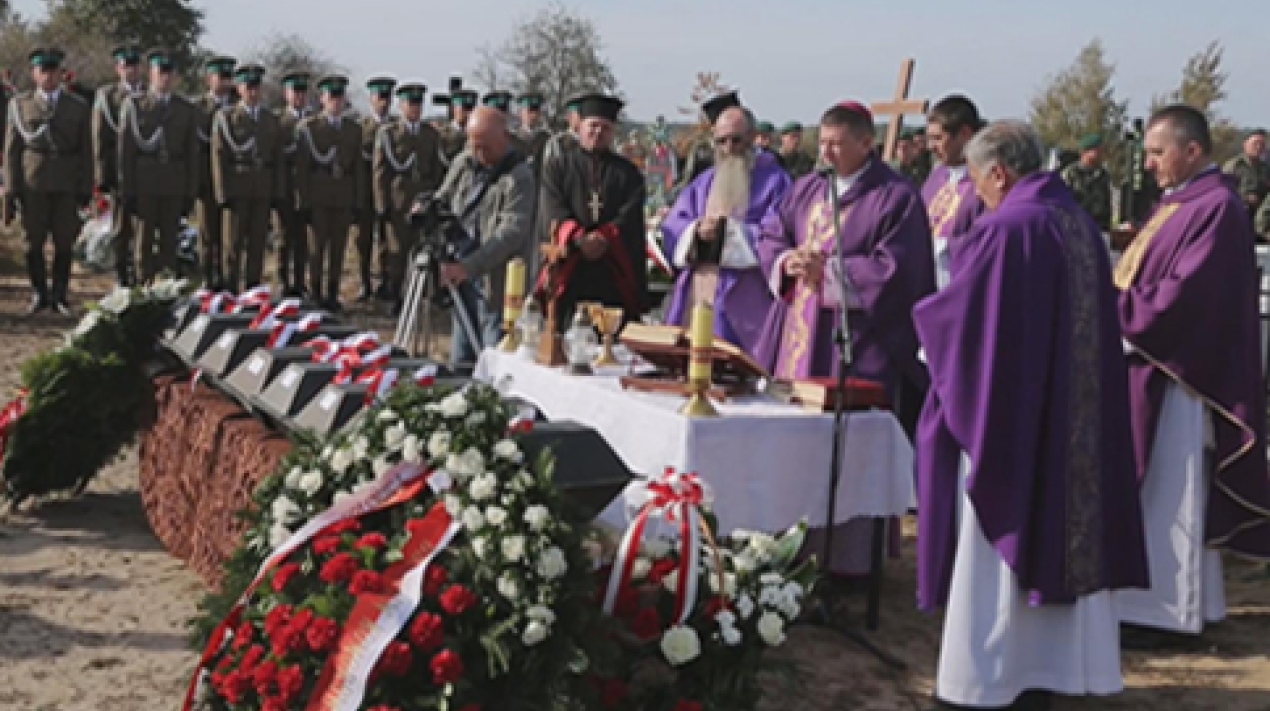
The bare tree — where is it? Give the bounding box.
[240,33,345,110]
[472,3,619,128]
[1152,40,1240,162]
[679,71,729,119]
[1029,39,1129,182]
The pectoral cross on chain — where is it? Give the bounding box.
[588,190,603,223]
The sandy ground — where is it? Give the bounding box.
[0,249,1267,711]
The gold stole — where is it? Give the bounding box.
[927,181,964,238]
[1111,203,1180,289]
[776,198,856,379]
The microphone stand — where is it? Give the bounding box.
[797,165,905,670]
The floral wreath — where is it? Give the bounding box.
[1,278,192,504]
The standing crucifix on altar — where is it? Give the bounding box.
[535,93,649,331]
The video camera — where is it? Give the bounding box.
[408,192,471,261]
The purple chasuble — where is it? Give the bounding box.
[1118,167,1270,557]
[914,172,1149,611]
[662,150,792,355]
[752,159,935,391]
[921,163,985,240]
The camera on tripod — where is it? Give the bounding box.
[408,192,474,308]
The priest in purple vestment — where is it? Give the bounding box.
[914,121,1148,710]
[662,106,792,355]
[753,101,934,576]
[921,95,986,288]
[1114,105,1270,640]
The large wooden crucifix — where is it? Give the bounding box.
[871,59,929,163]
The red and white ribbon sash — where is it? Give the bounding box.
[602,467,707,625]
[356,364,439,406]
[248,298,303,330]
[267,313,324,349]
[0,389,29,458]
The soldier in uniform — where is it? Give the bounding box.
[355,75,398,301]
[1255,193,1270,243]
[439,88,477,166]
[1059,133,1112,231]
[118,49,200,282]
[294,74,364,311]
[482,90,512,113]
[276,72,313,295]
[373,81,445,311]
[91,43,145,285]
[193,55,238,286]
[910,127,933,185]
[515,91,552,169]
[212,63,286,290]
[1222,128,1269,220]
[540,94,583,167]
[4,47,92,314]
[777,121,815,178]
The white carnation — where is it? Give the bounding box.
[73,310,102,338]
[444,494,465,516]
[97,288,132,315]
[493,439,523,462]
[485,505,508,528]
[760,572,784,587]
[526,605,556,624]
[446,448,485,480]
[631,557,652,580]
[401,435,422,463]
[468,472,498,501]
[521,619,549,646]
[523,505,550,532]
[466,411,487,426]
[642,539,671,559]
[720,624,742,646]
[732,551,758,575]
[536,546,568,580]
[501,535,527,563]
[708,572,737,598]
[438,392,468,418]
[516,470,535,489]
[462,507,486,532]
[377,409,400,422]
[472,536,489,560]
[268,523,291,549]
[296,470,324,497]
[749,534,779,561]
[427,431,452,458]
[663,570,679,594]
[659,625,701,666]
[270,496,300,525]
[283,466,303,489]
[383,422,407,451]
[372,455,393,477]
[352,436,370,460]
[330,447,355,474]
[333,490,354,506]
[736,593,755,620]
[497,574,520,601]
[757,611,786,646]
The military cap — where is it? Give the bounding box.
[234,63,265,85]
[756,120,775,134]
[112,43,141,65]
[28,47,65,69]
[900,127,917,140]
[565,93,585,112]
[396,81,427,104]
[366,75,397,99]
[702,90,741,124]
[575,93,623,122]
[147,48,176,71]
[316,74,349,95]
[482,90,513,111]
[517,92,544,109]
[780,121,803,135]
[451,89,478,109]
[914,126,926,137]
[204,54,236,76]
[1079,133,1103,151]
[282,72,310,90]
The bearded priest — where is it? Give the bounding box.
[914,120,1148,710]
[753,101,935,575]
[1114,105,1270,641]
[661,105,792,356]
[536,94,648,325]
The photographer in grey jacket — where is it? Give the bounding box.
[418,106,535,369]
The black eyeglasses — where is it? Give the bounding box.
[714,134,747,146]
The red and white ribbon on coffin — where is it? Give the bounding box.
[231,285,272,313]
[507,404,538,435]
[309,332,381,365]
[183,461,459,711]
[333,345,392,385]
[356,364,438,406]
[195,288,234,314]
[248,298,303,330]
[0,389,29,458]
[603,467,710,625]
[194,285,273,315]
[266,313,323,349]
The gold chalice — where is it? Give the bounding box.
[589,306,624,367]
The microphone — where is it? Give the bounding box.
[817,165,835,179]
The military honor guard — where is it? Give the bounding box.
[372,81,445,307]
[4,47,93,314]
[294,74,365,310]
[516,91,552,171]
[439,87,477,165]
[118,49,200,282]
[212,63,286,290]
[276,71,313,295]
[777,121,815,178]
[355,75,398,301]
[194,54,238,286]
[1060,133,1112,231]
[91,43,145,285]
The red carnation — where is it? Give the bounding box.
[306,617,340,654]
[313,535,342,556]
[440,585,478,615]
[376,641,414,677]
[614,585,641,619]
[271,627,304,658]
[648,559,678,586]
[287,607,315,634]
[320,552,361,585]
[264,605,294,635]
[673,701,704,711]
[408,611,445,651]
[350,570,385,595]
[430,649,465,685]
[601,677,628,708]
[239,645,266,675]
[630,607,662,641]
[422,565,449,596]
[252,659,279,696]
[326,519,362,536]
[276,665,305,703]
[356,532,389,550]
[232,620,254,650]
[262,698,288,711]
[220,671,252,704]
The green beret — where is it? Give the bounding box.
[1079,133,1103,151]
[756,121,775,134]
[779,121,802,135]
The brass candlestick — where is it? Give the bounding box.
[498,257,527,352]
[679,303,719,418]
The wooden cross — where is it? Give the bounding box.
[870,59,929,163]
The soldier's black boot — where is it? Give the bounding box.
[26,248,49,314]
[51,250,73,315]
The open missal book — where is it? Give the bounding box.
[618,323,768,383]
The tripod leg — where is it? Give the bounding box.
[867,517,887,631]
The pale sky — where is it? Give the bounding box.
[9,0,1268,126]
